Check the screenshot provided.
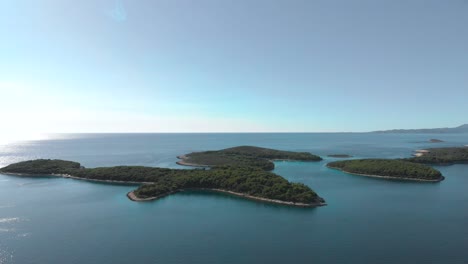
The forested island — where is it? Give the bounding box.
[406,147,468,165]
[327,159,444,182]
[177,146,322,170]
[6,144,462,205]
[0,153,326,207]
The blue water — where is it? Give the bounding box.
[0,133,467,264]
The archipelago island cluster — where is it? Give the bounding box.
[2,145,467,207]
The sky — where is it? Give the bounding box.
[0,0,467,139]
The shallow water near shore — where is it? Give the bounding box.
[1,133,468,264]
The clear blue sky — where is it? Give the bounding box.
[1,0,467,137]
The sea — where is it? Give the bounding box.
[0,133,467,264]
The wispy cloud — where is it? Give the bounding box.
[107,0,127,22]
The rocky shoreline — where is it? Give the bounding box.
[327,165,444,182]
[1,172,152,185]
[1,171,325,207]
[127,189,326,207]
[176,155,317,168]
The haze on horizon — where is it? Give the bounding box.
[1,0,467,141]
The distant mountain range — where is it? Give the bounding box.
[373,124,468,134]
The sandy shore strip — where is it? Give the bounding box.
[176,155,212,167]
[127,191,164,201]
[127,189,326,207]
[326,165,444,182]
[413,149,430,157]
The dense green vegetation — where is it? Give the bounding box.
[220,146,322,160]
[406,147,468,165]
[327,159,443,181]
[181,146,322,170]
[181,152,275,170]
[0,159,81,174]
[134,166,322,204]
[0,159,323,205]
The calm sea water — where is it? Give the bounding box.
[0,133,467,264]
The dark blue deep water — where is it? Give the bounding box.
[0,133,467,264]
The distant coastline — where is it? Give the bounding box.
[372,124,468,134]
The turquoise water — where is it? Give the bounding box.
[0,133,467,264]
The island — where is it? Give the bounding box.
[327,154,353,158]
[0,152,326,207]
[429,139,444,143]
[327,159,443,182]
[177,146,322,171]
[406,147,468,165]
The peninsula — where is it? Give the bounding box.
[406,147,468,165]
[327,159,443,182]
[0,147,326,207]
[177,146,322,170]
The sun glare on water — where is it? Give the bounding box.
[0,132,51,145]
